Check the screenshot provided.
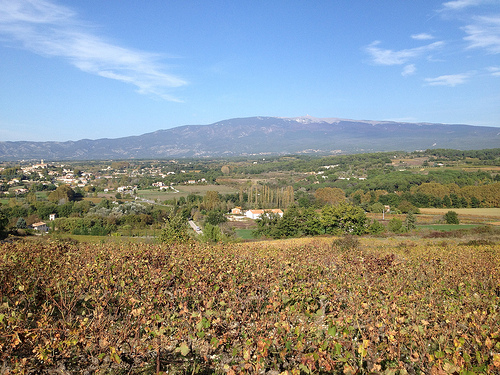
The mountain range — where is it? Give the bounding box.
[1,116,499,160]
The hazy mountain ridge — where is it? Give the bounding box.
[1,116,499,160]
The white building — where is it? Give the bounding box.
[245,209,283,220]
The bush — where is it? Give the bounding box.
[443,210,459,224]
[368,219,385,234]
[388,217,404,233]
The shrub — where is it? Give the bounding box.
[443,210,459,224]
[388,217,404,233]
[405,212,416,231]
[368,219,385,234]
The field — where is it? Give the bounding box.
[419,208,500,218]
[1,234,499,374]
[137,184,238,201]
[419,208,500,226]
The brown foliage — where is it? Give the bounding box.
[1,239,499,373]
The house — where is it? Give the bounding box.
[31,222,49,232]
[231,207,243,215]
[245,209,283,220]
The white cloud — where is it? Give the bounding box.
[0,0,186,101]
[402,64,416,76]
[365,40,444,65]
[442,0,484,10]
[463,15,500,53]
[487,66,500,76]
[411,33,435,40]
[424,72,473,86]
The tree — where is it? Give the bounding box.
[276,206,301,237]
[321,202,366,235]
[369,202,384,213]
[405,212,416,231]
[203,223,222,242]
[368,220,385,234]
[398,200,419,214]
[388,217,404,233]
[0,211,8,239]
[16,217,27,229]
[205,210,227,226]
[254,211,282,238]
[159,213,191,244]
[443,211,459,224]
[315,187,345,206]
[48,184,75,203]
[302,208,323,236]
[203,191,220,210]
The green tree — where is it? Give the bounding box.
[159,213,191,244]
[321,202,366,235]
[302,208,323,236]
[405,212,416,231]
[203,223,222,242]
[368,219,385,234]
[443,211,459,224]
[369,202,384,213]
[276,206,301,237]
[16,217,27,229]
[203,191,220,210]
[388,217,404,233]
[0,211,8,239]
[205,210,227,226]
[254,211,282,238]
[48,184,75,203]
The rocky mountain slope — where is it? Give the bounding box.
[1,116,499,160]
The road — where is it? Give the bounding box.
[188,220,203,235]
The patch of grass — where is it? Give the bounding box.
[235,229,256,240]
[137,184,238,201]
[418,224,478,231]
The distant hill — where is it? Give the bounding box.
[1,116,499,160]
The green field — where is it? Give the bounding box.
[234,228,256,239]
[137,184,238,201]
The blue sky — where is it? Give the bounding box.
[1,0,499,141]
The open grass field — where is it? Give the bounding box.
[234,228,255,240]
[419,207,500,217]
[137,184,238,201]
[2,234,499,373]
[419,208,500,226]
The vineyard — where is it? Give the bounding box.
[1,236,500,374]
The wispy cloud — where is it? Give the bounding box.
[402,64,416,76]
[0,0,186,101]
[463,15,500,53]
[365,40,444,65]
[424,72,473,86]
[487,66,500,76]
[411,33,435,40]
[442,0,484,10]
